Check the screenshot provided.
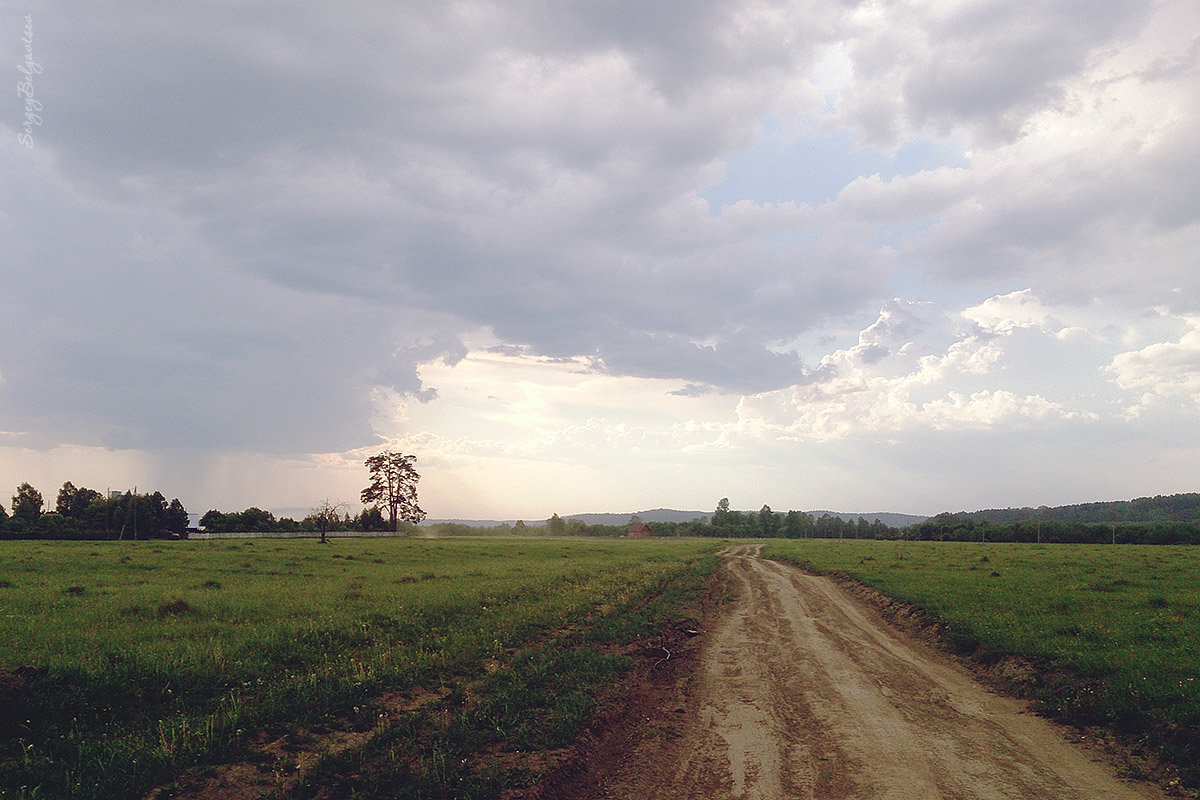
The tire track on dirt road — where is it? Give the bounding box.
[596,543,1167,800]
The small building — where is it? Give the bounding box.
[627,522,652,538]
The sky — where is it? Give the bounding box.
[2,1,1199,521]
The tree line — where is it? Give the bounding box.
[0,481,189,540]
[706,498,895,539]
[8,467,1197,544]
[0,484,402,541]
[946,493,1200,526]
[197,506,394,534]
[523,498,1200,544]
[905,513,1200,545]
[0,451,428,542]
[415,502,901,540]
[413,504,897,540]
[200,451,427,538]
[405,506,1200,544]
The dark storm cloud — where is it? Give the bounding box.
[2,0,1190,463]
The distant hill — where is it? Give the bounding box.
[950,493,1200,525]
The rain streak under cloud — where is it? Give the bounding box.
[2,1,1199,520]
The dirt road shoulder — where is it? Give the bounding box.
[574,544,1172,800]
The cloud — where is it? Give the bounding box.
[379,343,743,465]
[734,297,1097,442]
[962,289,1054,335]
[1107,316,1200,415]
[2,1,1198,517]
[11,1,896,404]
[670,383,717,397]
[836,0,1154,145]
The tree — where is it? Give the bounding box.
[148,491,170,535]
[783,509,810,538]
[111,491,154,540]
[55,481,78,515]
[547,513,566,536]
[165,498,189,535]
[309,499,349,544]
[758,504,779,537]
[55,481,102,517]
[357,506,389,532]
[238,507,276,532]
[713,497,731,529]
[11,482,43,527]
[200,509,230,531]
[361,451,426,532]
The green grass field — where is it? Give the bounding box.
[763,539,1200,783]
[5,537,1200,797]
[0,537,718,799]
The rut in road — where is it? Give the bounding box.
[596,544,1167,800]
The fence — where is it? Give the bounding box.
[188,530,410,540]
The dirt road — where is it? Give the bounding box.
[594,544,1167,800]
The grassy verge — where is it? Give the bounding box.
[762,539,1200,788]
[295,555,717,799]
[0,537,718,799]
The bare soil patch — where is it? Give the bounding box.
[530,564,732,799]
[143,688,449,800]
[572,544,1174,800]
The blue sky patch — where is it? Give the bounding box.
[703,122,969,210]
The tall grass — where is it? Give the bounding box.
[0,537,717,799]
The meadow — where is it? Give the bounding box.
[763,539,1200,785]
[0,537,718,799]
[4,537,1200,798]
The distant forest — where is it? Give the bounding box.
[0,479,398,540]
[949,493,1200,525]
[421,505,897,541]
[432,494,1200,545]
[4,481,1200,545]
[0,481,189,540]
[911,493,1200,545]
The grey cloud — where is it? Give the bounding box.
[35,12,376,175]
[913,1,1147,126]
[6,0,1192,463]
[841,0,1153,144]
[526,0,841,99]
[856,344,889,365]
[670,383,716,397]
[1139,36,1200,82]
[373,331,471,402]
[0,146,457,453]
[0,270,382,453]
[592,330,816,395]
[1136,112,1200,230]
[908,118,1200,306]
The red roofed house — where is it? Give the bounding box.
[627,523,652,538]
